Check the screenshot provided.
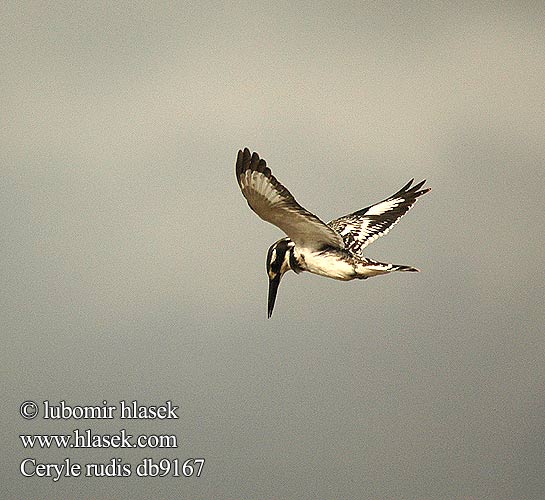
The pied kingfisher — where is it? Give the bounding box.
[236,148,431,317]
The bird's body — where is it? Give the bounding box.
[295,245,361,280]
[236,148,430,317]
[290,243,417,281]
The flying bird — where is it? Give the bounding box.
[235,148,431,317]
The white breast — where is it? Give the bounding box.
[295,248,356,281]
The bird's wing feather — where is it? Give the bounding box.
[328,179,430,256]
[236,148,344,250]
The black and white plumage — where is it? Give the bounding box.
[236,148,431,317]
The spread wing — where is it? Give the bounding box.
[328,179,430,256]
[236,148,344,250]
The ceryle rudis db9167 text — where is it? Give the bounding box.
[235,148,431,318]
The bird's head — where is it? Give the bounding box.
[266,238,295,318]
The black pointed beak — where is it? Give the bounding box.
[267,274,282,318]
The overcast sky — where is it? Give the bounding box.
[2,2,544,499]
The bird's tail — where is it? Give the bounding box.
[357,258,420,278]
[391,264,419,272]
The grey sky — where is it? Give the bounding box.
[2,2,544,499]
